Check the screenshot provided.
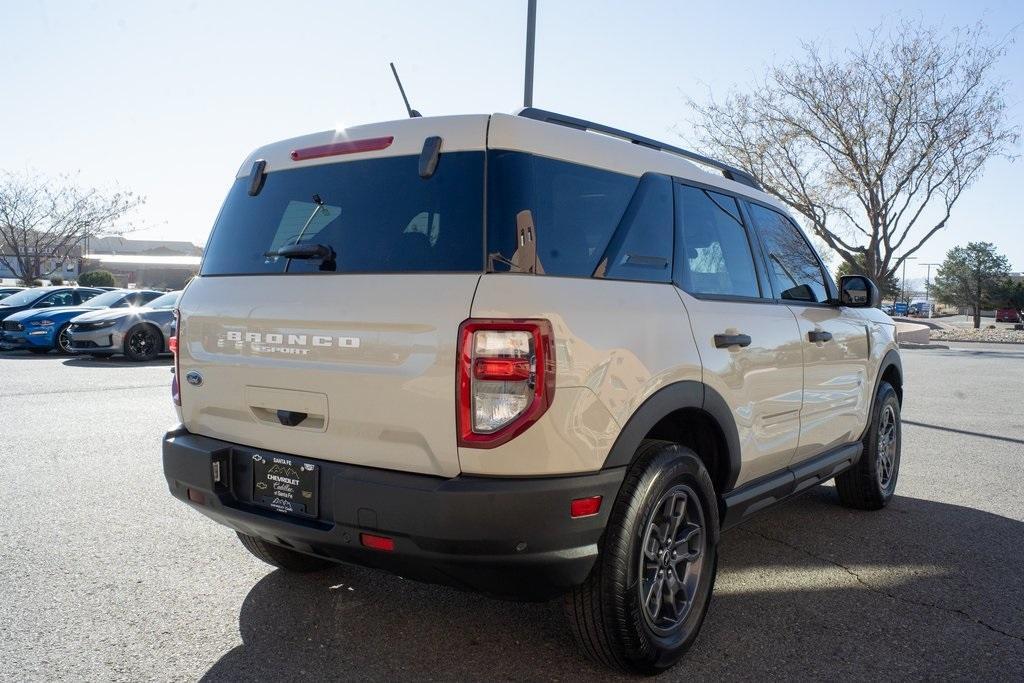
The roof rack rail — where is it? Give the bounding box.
[516,107,762,191]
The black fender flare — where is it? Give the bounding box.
[601,380,742,492]
[877,348,903,398]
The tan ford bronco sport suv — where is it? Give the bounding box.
[163,108,902,674]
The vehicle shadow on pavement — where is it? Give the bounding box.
[202,487,1024,682]
[62,356,173,368]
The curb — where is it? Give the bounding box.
[928,337,1024,346]
[899,342,949,350]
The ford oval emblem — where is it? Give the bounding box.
[185,370,204,387]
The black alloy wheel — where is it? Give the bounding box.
[124,324,161,362]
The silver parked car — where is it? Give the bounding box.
[67,291,180,361]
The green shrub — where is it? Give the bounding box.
[78,270,116,287]
[49,275,64,285]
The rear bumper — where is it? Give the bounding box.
[162,427,625,600]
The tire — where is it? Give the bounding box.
[236,532,334,572]
[564,440,719,675]
[55,323,74,355]
[123,324,162,362]
[835,381,901,510]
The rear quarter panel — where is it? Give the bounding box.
[464,275,701,475]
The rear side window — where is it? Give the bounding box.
[748,204,829,303]
[487,152,637,278]
[674,184,760,298]
[201,152,484,275]
[596,173,674,282]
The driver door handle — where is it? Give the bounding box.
[714,333,752,349]
[808,330,833,343]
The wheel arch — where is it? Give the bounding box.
[856,348,902,442]
[601,381,741,495]
[878,349,903,404]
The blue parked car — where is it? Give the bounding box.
[0,289,162,354]
[0,286,102,322]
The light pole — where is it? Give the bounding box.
[524,0,537,107]
[922,262,941,318]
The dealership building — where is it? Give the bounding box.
[80,237,202,290]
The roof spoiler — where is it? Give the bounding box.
[516,107,762,191]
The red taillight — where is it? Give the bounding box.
[290,136,394,161]
[457,319,555,449]
[473,357,532,381]
[360,533,395,552]
[168,336,178,354]
[570,496,602,518]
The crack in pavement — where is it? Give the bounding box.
[0,383,168,398]
[738,526,1024,644]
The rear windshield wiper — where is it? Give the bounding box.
[265,243,337,272]
[266,243,333,260]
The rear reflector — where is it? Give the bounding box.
[187,488,206,505]
[168,335,178,354]
[570,496,602,518]
[291,136,394,161]
[360,533,395,552]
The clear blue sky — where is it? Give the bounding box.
[2,0,1022,279]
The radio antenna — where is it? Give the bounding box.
[524,0,537,107]
[390,62,422,118]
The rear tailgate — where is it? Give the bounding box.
[178,274,478,477]
[178,115,489,478]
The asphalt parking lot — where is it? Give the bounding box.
[2,345,1022,681]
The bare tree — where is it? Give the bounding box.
[0,171,144,283]
[688,20,1018,284]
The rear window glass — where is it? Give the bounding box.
[596,173,674,282]
[487,151,637,277]
[148,292,180,309]
[201,152,484,275]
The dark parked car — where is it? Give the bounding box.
[0,287,26,301]
[68,290,180,361]
[0,287,103,322]
[0,289,160,354]
[996,308,1022,323]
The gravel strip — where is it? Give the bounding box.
[930,327,1024,344]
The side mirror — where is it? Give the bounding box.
[839,275,880,308]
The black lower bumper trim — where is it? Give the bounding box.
[162,427,625,600]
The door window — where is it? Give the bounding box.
[748,204,829,303]
[674,184,760,298]
[36,291,74,307]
